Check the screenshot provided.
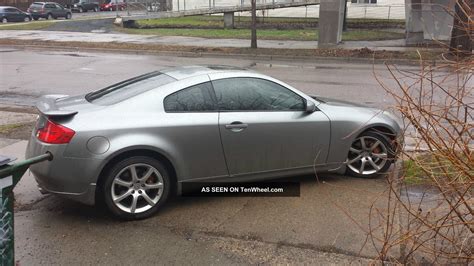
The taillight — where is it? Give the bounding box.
[36,119,75,144]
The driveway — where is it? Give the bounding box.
[5,138,386,264]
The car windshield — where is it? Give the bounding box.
[86,72,176,105]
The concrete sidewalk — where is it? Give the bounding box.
[0,30,412,51]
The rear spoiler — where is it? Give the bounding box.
[36,95,78,117]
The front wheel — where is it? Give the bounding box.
[102,156,171,220]
[94,6,99,12]
[24,16,31,22]
[1,17,7,23]
[46,13,53,20]
[66,13,72,19]
[78,7,83,13]
[33,16,39,20]
[346,131,395,178]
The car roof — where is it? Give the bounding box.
[0,6,17,9]
[160,65,249,80]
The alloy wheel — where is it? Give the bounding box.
[347,135,388,176]
[2,17,7,23]
[111,163,164,214]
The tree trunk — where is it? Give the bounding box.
[251,0,257,48]
[449,0,472,57]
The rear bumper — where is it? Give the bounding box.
[25,135,103,205]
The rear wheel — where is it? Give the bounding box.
[79,7,83,13]
[24,16,31,22]
[1,17,7,23]
[94,6,99,12]
[66,12,72,19]
[33,16,39,20]
[346,131,395,178]
[103,156,171,220]
[46,13,52,20]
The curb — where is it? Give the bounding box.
[0,42,431,66]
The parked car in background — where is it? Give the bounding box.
[67,0,99,13]
[27,2,71,20]
[26,65,401,220]
[100,0,126,11]
[0,6,32,23]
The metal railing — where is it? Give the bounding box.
[122,1,406,20]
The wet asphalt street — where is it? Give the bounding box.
[0,47,410,264]
[0,47,415,108]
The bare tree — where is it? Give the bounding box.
[251,0,257,48]
[449,0,473,57]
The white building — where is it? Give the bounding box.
[265,0,406,19]
[172,0,407,19]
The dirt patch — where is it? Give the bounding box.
[0,121,35,140]
[0,38,443,62]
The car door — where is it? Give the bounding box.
[55,4,66,16]
[6,8,20,21]
[161,79,229,181]
[44,4,54,16]
[210,74,331,177]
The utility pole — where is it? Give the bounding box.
[251,0,257,48]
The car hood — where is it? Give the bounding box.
[311,95,368,108]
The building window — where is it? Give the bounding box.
[351,0,377,4]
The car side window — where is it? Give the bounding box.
[164,82,216,112]
[212,77,305,111]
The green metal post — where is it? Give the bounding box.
[0,153,52,265]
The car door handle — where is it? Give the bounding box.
[225,122,248,130]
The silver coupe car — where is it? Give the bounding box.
[26,65,401,219]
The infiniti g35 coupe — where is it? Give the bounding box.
[26,65,401,219]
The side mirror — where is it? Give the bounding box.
[305,100,316,113]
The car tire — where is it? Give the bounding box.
[46,13,52,20]
[33,16,39,20]
[66,13,72,19]
[1,17,7,23]
[345,131,395,179]
[24,16,31,22]
[79,7,83,13]
[109,7,113,11]
[102,156,171,220]
[94,6,98,12]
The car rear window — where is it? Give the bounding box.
[30,3,44,7]
[86,72,176,105]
